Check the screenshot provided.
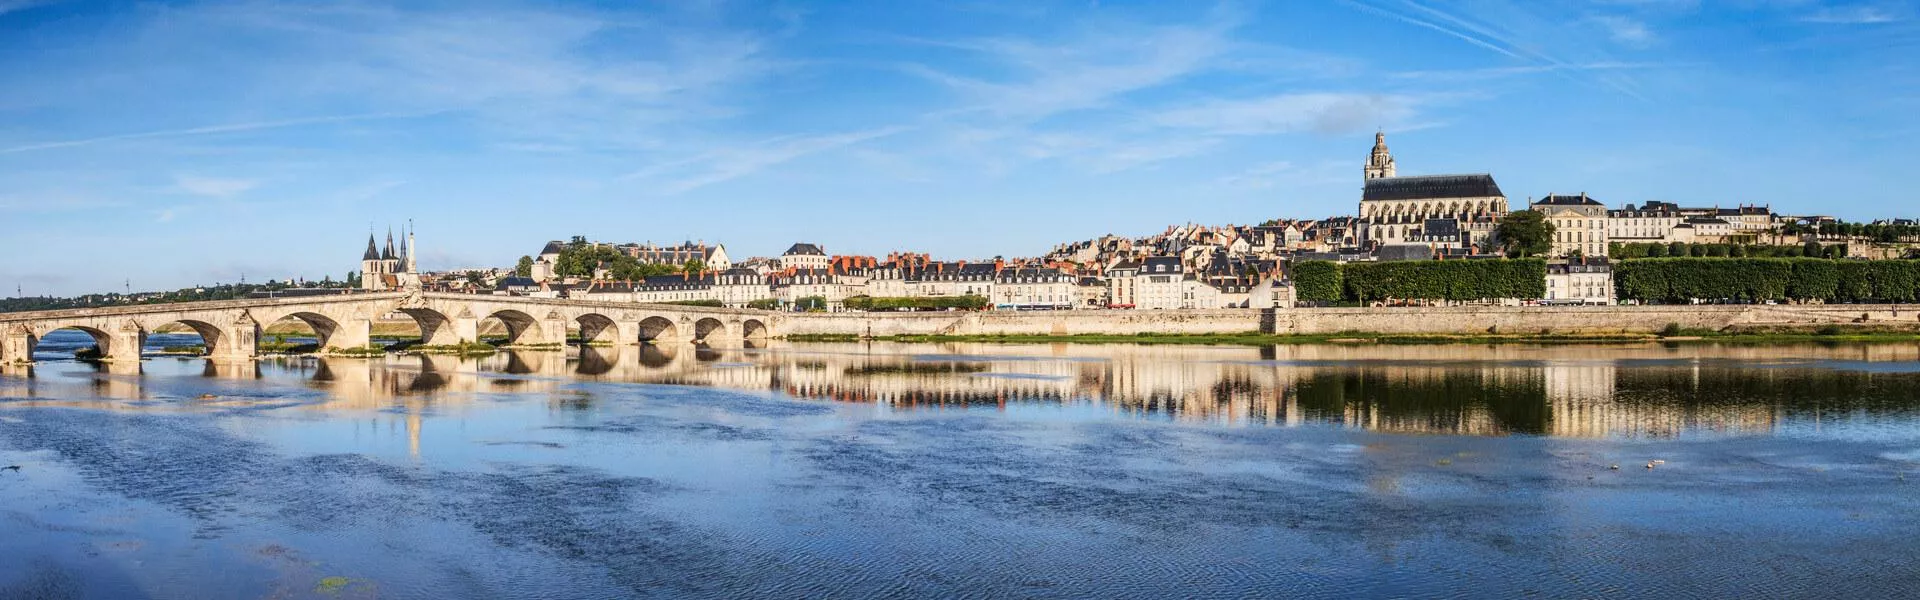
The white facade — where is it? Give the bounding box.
[1544,260,1614,305]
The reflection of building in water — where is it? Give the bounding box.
[715,342,1826,438]
[10,341,1919,440]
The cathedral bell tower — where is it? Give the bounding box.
[1364,131,1396,180]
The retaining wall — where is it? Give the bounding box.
[778,304,1920,337]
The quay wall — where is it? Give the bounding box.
[778,305,1920,337]
[775,309,1264,337]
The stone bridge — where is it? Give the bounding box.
[0,292,778,364]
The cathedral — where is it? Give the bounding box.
[359,225,420,291]
[1358,132,1508,250]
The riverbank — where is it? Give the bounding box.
[786,328,1920,346]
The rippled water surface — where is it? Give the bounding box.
[6,332,1920,598]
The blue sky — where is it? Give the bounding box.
[1,0,1914,296]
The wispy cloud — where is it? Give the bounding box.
[1339,0,1526,60]
[903,20,1238,122]
[172,175,260,198]
[1802,5,1903,24]
[0,0,54,17]
[1389,61,1685,81]
[1150,93,1422,136]
[1216,160,1350,190]
[0,112,428,154]
[1591,15,1657,47]
[1340,0,1652,99]
[624,127,909,194]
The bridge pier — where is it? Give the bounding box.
[2,324,34,364]
[207,315,259,362]
[537,313,569,346]
[328,318,374,352]
[107,321,145,363]
[422,322,463,346]
[451,316,480,345]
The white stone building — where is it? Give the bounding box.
[993,268,1076,310]
[779,243,830,271]
[1531,193,1610,257]
[1544,259,1614,305]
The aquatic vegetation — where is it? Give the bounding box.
[315,577,350,593]
[324,346,387,358]
[406,341,498,356]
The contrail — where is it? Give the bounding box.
[0,111,436,154]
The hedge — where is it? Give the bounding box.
[662,299,725,307]
[842,295,989,311]
[1616,258,1920,303]
[1291,261,1343,303]
[1291,259,1545,303]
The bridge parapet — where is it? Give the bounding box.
[0,292,782,363]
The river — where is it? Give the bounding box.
[3,330,1920,598]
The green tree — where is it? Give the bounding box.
[683,259,706,274]
[1495,211,1556,258]
[514,256,534,277]
[1644,243,1667,258]
[795,296,828,311]
[1291,261,1343,303]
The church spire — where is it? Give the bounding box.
[405,220,417,273]
[383,227,395,260]
[1365,130,1396,180]
[362,231,380,261]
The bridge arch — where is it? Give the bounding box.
[258,311,342,351]
[147,319,226,357]
[637,316,678,343]
[741,318,769,342]
[37,325,115,360]
[398,307,459,346]
[483,309,541,345]
[576,313,620,345]
[692,317,728,344]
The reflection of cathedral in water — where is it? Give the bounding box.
[6,342,1920,439]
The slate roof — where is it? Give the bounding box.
[1534,193,1603,206]
[1141,256,1183,273]
[362,235,380,261]
[540,241,566,255]
[1377,244,1434,262]
[1423,218,1461,238]
[784,243,826,256]
[1362,174,1504,201]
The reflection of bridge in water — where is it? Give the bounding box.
[5,341,1920,440]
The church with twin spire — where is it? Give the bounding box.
[359,225,420,291]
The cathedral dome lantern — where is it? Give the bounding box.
[1365,130,1396,180]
